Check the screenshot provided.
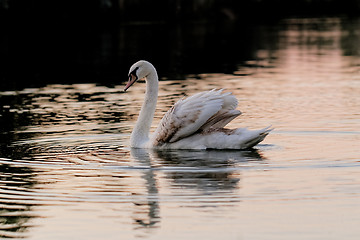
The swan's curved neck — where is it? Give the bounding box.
[131,71,158,148]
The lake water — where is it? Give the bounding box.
[0,17,360,239]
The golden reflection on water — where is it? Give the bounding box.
[0,17,360,239]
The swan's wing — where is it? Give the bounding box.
[200,109,241,132]
[200,92,241,131]
[152,89,240,146]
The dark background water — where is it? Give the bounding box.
[1,0,360,89]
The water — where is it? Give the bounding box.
[1,17,360,239]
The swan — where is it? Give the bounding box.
[124,60,272,149]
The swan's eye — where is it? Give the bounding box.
[129,67,139,80]
[128,67,139,82]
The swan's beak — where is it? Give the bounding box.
[124,73,138,91]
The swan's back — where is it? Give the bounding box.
[151,89,241,147]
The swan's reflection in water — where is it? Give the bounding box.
[0,142,266,237]
[130,148,265,230]
[154,149,265,191]
[130,148,160,229]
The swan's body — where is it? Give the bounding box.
[124,60,272,149]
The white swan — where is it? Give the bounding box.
[124,60,272,149]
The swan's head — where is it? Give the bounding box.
[124,60,156,91]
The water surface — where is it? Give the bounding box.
[0,17,360,239]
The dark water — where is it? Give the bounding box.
[0,17,360,239]
[1,15,286,88]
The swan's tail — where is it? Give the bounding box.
[241,125,273,149]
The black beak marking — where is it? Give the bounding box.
[128,67,139,81]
